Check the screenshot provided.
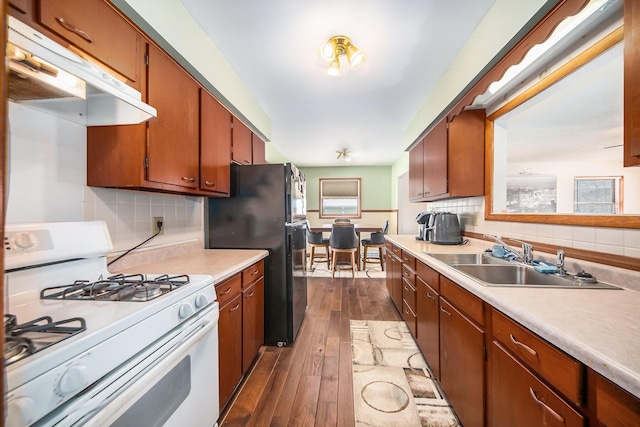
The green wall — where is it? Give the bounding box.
[301,166,392,211]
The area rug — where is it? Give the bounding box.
[350,320,461,427]
[308,265,385,279]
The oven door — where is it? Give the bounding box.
[45,303,219,427]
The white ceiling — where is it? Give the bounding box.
[180,0,496,167]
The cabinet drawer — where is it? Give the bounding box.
[390,244,402,260]
[242,261,264,287]
[417,261,439,292]
[402,300,417,337]
[215,274,242,306]
[401,263,416,285]
[402,252,416,270]
[402,278,416,313]
[596,372,640,427]
[440,276,484,326]
[490,341,585,427]
[492,309,583,405]
[38,0,141,84]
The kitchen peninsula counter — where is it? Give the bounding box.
[385,234,640,400]
[109,244,268,286]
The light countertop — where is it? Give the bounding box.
[111,248,269,286]
[385,234,640,399]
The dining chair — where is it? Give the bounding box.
[334,218,351,223]
[361,220,388,270]
[329,224,358,278]
[305,220,330,270]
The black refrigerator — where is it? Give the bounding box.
[205,163,307,346]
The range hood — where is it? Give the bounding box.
[7,16,157,126]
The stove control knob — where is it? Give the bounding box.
[57,364,89,395]
[194,294,208,309]
[14,232,36,249]
[178,303,194,319]
[7,396,36,426]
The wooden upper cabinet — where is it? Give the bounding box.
[423,118,448,199]
[200,89,231,196]
[625,0,640,165]
[232,117,253,165]
[252,133,266,165]
[409,138,424,200]
[146,43,199,189]
[409,109,485,202]
[8,0,29,15]
[447,109,485,197]
[37,0,141,87]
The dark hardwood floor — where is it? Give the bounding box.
[218,275,401,427]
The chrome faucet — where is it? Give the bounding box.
[556,249,567,275]
[483,234,534,264]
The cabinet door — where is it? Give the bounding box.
[625,0,640,164]
[439,298,485,427]
[416,276,440,379]
[596,373,640,427]
[489,342,585,427]
[219,293,243,409]
[38,0,141,86]
[409,138,424,200]
[200,89,231,195]
[391,255,403,311]
[146,44,199,189]
[423,118,448,198]
[9,0,28,15]
[242,277,264,372]
[252,133,266,165]
[232,117,252,165]
[448,109,485,197]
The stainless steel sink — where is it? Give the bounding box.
[425,252,510,265]
[452,264,621,289]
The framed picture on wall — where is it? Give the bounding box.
[506,175,557,213]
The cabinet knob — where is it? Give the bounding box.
[181,176,196,183]
[204,180,215,187]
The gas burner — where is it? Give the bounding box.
[4,314,86,366]
[40,274,191,302]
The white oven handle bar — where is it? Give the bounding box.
[37,303,219,427]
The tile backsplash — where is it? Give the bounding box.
[428,196,640,259]
[83,187,203,252]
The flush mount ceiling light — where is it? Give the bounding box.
[336,149,351,162]
[319,35,365,77]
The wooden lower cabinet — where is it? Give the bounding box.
[439,297,485,427]
[489,341,585,427]
[242,276,264,372]
[416,274,440,379]
[595,372,640,427]
[218,291,243,409]
[386,247,403,311]
[215,260,265,410]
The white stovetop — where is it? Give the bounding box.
[386,234,640,399]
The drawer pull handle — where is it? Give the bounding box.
[229,303,241,312]
[427,292,436,301]
[510,334,538,357]
[252,270,259,275]
[205,180,215,187]
[440,306,452,317]
[219,287,232,296]
[246,291,254,298]
[56,17,94,43]
[529,388,565,424]
[404,285,409,291]
[181,176,196,183]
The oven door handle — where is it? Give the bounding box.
[57,305,219,427]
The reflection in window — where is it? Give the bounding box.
[320,178,361,218]
[574,177,622,214]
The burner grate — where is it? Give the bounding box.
[40,274,191,302]
[4,314,86,365]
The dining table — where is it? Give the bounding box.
[309,224,383,270]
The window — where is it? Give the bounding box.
[319,178,361,218]
[574,177,622,214]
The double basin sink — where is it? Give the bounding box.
[425,252,621,289]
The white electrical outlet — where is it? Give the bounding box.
[153,217,164,235]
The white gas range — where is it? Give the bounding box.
[4,221,219,427]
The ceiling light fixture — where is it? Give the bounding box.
[336,149,351,162]
[320,35,365,77]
